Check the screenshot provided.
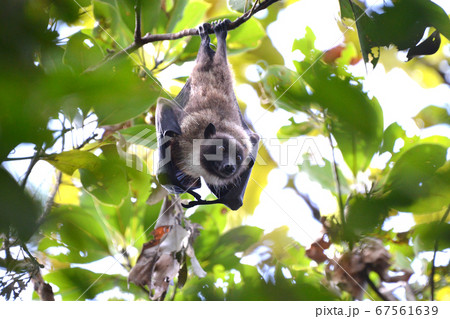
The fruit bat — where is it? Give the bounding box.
[155,19,260,210]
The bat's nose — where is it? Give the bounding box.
[222,164,236,176]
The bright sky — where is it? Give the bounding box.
[3,0,450,300]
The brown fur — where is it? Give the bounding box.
[168,21,254,186]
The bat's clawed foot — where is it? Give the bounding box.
[198,23,212,44]
[212,19,231,39]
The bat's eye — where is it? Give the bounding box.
[236,155,242,162]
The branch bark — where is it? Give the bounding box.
[326,127,345,225]
[364,270,390,301]
[430,204,450,301]
[31,271,55,301]
[86,0,280,72]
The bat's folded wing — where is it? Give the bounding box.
[156,97,201,194]
[207,133,260,210]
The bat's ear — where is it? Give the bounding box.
[156,97,182,137]
[204,123,216,138]
[250,132,260,146]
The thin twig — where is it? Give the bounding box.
[288,177,321,221]
[430,240,438,301]
[39,171,62,226]
[4,233,12,260]
[364,270,389,301]
[85,0,280,72]
[430,204,450,301]
[326,129,345,224]
[21,244,44,269]
[3,155,48,162]
[134,0,142,43]
[20,145,43,190]
[76,132,98,150]
[16,143,47,269]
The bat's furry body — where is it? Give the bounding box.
[156,20,259,210]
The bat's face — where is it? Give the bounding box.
[200,136,246,180]
[195,123,249,184]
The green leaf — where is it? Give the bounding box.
[49,0,80,24]
[63,32,104,73]
[115,0,136,33]
[21,63,160,127]
[227,266,339,301]
[80,62,161,125]
[407,30,441,61]
[323,79,383,176]
[277,118,319,139]
[380,122,407,154]
[176,262,339,301]
[299,64,383,176]
[175,36,201,63]
[292,28,383,175]
[217,226,263,252]
[403,161,450,214]
[260,65,311,112]
[94,87,160,125]
[44,267,145,300]
[339,0,353,20]
[107,0,160,38]
[384,143,449,213]
[40,205,110,264]
[166,0,189,33]
[95,198,134,236]
[190,204,228,261]
[40,45,69,74]
[423,0,450,39]
[79,158,129,206]
[350,0,450,66]
[413,221,450,252]
[300,158,350,195]
[45,150,101,175]
[92,0,124,41]
[171,1,210,33]
[227,15,265,53]
[388,135,445,164]
[207,226,263,270]
[78,0,92,6]
[126,157,152,205]
[163,1,210,62]
[141,0,162,34]
[345,195,389,241]
[114,124,157,148]
[292,27,321,61]
[228,0,249,13]
[0,70,55,159]
[414,105,450,128]
[0,168,40,241]
[247,226,310,269]
[93,1,115,23]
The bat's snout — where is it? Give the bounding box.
[221,163,236,176]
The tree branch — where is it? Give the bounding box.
[20,144,43,190]
[86,0,281,72]
[327,128,345,224]
[3,155,49,162]
[31,270,55,301]
[364,269,390,301]
[21,244,44,269]
[430,204,450,301]
[39,171,62,226]
[287,176,321,221]
[134,0,142,43]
